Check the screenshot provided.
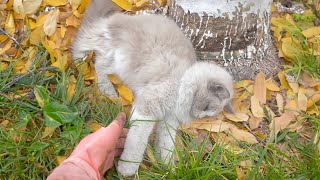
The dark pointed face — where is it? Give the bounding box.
[190,80,233,119]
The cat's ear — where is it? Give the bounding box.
[207,81,230,101]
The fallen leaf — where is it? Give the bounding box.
[1,120,10,127]
[13,0,24,16]
[112,0,133,10]
[278,71,290,89]
[236,167,245,180]
[276,93,284,113]
[192,119,231,132]
[117,84,133,102]
[5,12,15,36]
[56,156,66,165]
[223,112,249,122]
[234,80,252,89]
[266,78,280,91]
[43,0,67,6]
[254,72,266,104]
[302,26,320,38]
[44,9,60,36]
[42,127,56,138]
[229,126,258,144]
[297,87,308,111]
[23,0,42,15]
[70,0,81,11]
[269,112,297,136]
[248,114,263,130]
[307,94,320,108]
[250,95,265,118]
[89,122,102,132]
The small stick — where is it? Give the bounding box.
[0,27,22,49]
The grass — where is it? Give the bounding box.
[0,47,124,179]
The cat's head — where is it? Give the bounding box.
[176,62,234,122]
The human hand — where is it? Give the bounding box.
[69,112,128,176]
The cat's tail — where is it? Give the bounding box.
[71,0,121,62]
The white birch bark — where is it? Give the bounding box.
[169,0,281,80]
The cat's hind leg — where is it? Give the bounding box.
[96,71,118,98]
[117,108,157,177]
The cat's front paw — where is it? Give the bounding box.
[117,160,140,177]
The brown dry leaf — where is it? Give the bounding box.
[56,156,66,165]
[297,87,308,112]
[5,12,15,36]
[248,114,263,130]
[89,122,102,132]
[269,112,297,136]
[266,78,280,92]
[23,0,42,15]
[250,95,265,118]
[146,148,157,163]
[112,0,133,10]
[0,40,13,55]
[117,84,133,102]
[276,93,284,113]
[0,62,9,71]
[44,9,60,36]
[135,0,149,7]
[192,119,231,132]
[108,74,122,86]
[229,126,258,144]
[223,112,249,122]
[254,72,266,104]
[288,82,299,94]
[278,71,290,89]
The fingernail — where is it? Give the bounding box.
[115,112,126,123]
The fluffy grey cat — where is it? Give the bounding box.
[72,0,234,177]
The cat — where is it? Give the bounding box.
[72,0,234,177]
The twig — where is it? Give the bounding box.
[0,27,22,49]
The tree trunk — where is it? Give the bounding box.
[168,0,281,80]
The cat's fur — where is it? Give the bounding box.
[72,0,234,177]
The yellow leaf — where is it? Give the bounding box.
[1,119,10,128]
[56,156,66,165]
[70,0,81,11]
[297,87,308,112]
[67,75,76,99]
[135,0,149,7]
[36,13,49,28]
[78,0,92,14]
[146,148,157,164]
[269,112,297,136]
[117,84,133,102]
[234,80,252,89]
[44,9,60,36]
[34,88,45,108]
[254,72,266,104]
[302,27,320,38]
[193,119,231,132]
[236,167,245,180]
[112,0,133,10]
[307,94,320,108]
[42,127,56,138]
[51,52,70,71]
[250,95,265,118]
[288,82,299,94]
[229,126,258,144]
[66,15,80,28]
[89,122,102,132]
[266,78,280,92]
[108,74,122,86]
[0,62,9,71]
[0,40,13,55]
[29,27,45,45]
[278,71,290,89]
[223,112,249,122]
[13,0,24,16]
[157,0,167,6]
[276,93,284,113]
[43,0,67,6]
[23,0,42,15]
[5,12,15,36]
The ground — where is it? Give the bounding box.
[0,0,320,179]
